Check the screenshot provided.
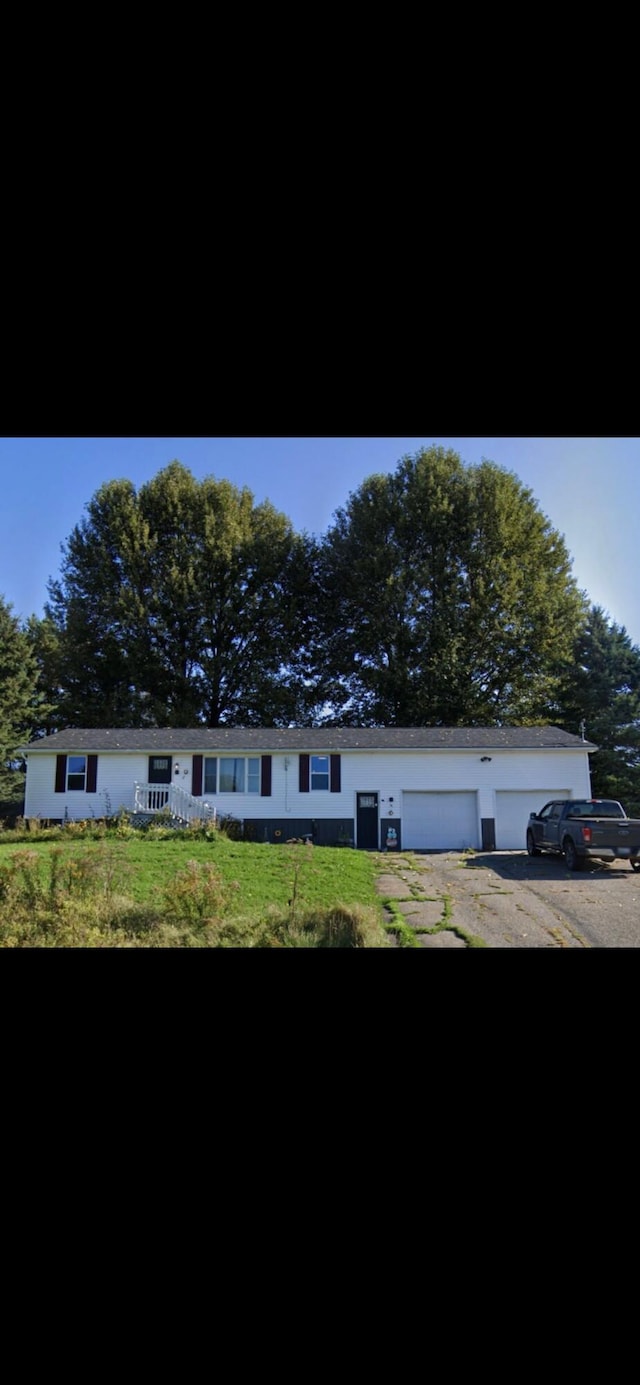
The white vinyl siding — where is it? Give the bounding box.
[403,791,479,850]
[23,744,592,834]
[495,790,570,850]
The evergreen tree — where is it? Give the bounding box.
[555,605,640,813]
[0,596,50,802]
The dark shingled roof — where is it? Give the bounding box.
[22,726,597,752]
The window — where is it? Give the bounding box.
[195,756,265,797]
[214,757,261,794]
[220,758,245,793]
[55,753,97,795]
[311,755,329,791]
[67,755,86,791]
[299,753,340,794]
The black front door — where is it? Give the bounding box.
[148,755,172,784]
[357,793,379,850]
[146,755,172,810]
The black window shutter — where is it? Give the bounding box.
[330,754,341,793]
[54,755,67,793]
[192,754,203,796]
[299,754,310,793]
[261,755,272,797]
[86,755,98,793]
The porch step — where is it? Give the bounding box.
[133,782,215,828]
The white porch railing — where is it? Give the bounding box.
[133,782,217,826]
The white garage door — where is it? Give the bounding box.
[403,792,479,850]
[495,791,570,850]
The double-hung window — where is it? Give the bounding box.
[54,753,97,795]
[299,753,339,795]
[311,755,329,791]
[246,759,260,794]
[67,756,87,791]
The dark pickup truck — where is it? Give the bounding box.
[526,799,640,871]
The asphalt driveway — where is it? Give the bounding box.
[375,849,640,948]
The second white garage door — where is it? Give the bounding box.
[495,790,570,850]
[403,792,479,850]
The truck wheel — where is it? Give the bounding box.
[526,830,540,857]
[631,859,640,873]
[564,838,582,871]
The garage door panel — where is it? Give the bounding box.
[403,792,478,850]
[495,791,570,850]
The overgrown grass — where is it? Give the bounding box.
[0,833,389,948]
[0,833,378,908]
[381,900,423,947]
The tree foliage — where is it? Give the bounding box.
[0,596,51,800]
[555,606,640,813]
[314,446,587,725]
[24,610,71,737]
[35,447,637,751]
[43,461,314,728]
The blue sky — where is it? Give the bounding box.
[1,436,639,647]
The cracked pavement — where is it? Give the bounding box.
[374,849,640,948]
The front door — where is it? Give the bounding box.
[357,793,379,850]
[148,755,172,784]
[148,755,172,810]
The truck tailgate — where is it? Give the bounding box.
[585,818,640,853]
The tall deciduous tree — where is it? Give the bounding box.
[555,606,640,813]
[44,462,314,728]
[0,596,51,801]
[315,446,587,725]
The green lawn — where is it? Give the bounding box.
[0,835,379,910]
[0,832,388,946]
